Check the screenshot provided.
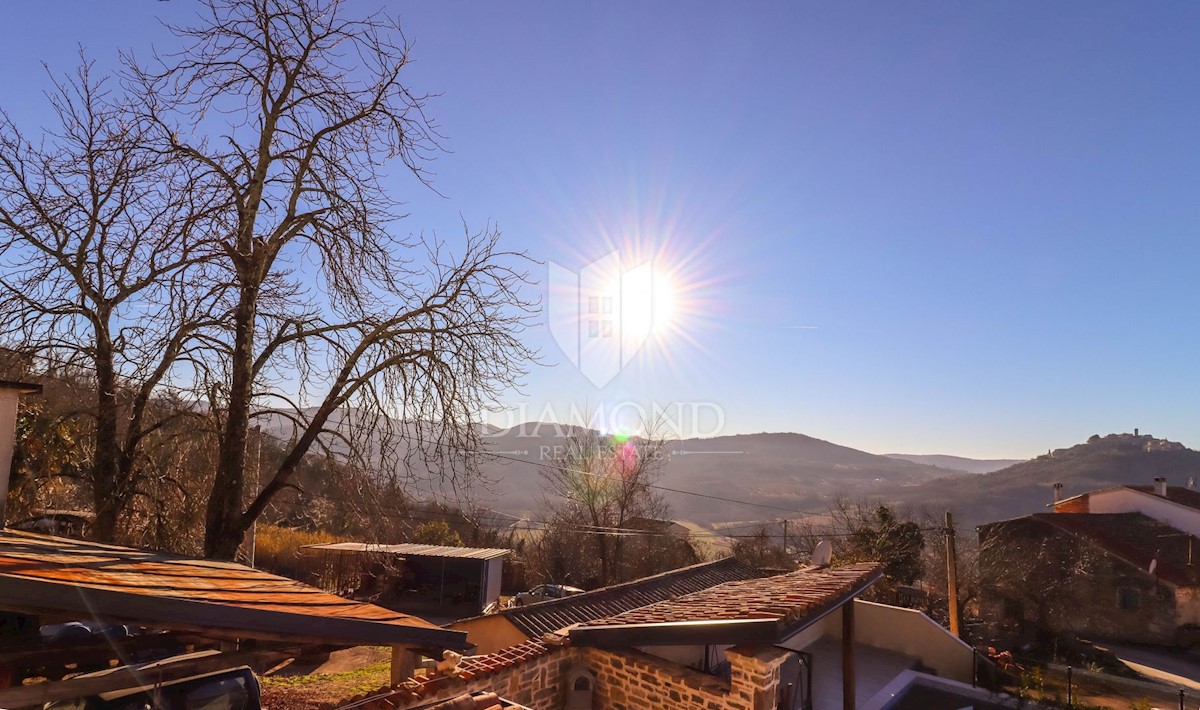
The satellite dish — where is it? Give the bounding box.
[811,540,832,567]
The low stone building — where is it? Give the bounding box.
[452,557,766,654]
[978,479,1200,645]
[334,562,995,710]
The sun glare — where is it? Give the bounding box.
[651,269,676,331]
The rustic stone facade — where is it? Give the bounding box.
[979,518,1185,645]
[584,645,790,710]
[332,642,794,710]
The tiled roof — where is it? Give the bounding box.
[1126,486,1200,512]
[580,562,881,628]
[456,640,553,678]
[498,556,767,637]
[1032,512,1200,587]
[418,692,529,710]
[336,641,553,709]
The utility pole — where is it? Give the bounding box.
[945,510,961,638]
[782,519,789,556]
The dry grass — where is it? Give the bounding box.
[254,525,350,580]
[260,647,391,710]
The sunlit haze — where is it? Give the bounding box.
[5,2,1197,459]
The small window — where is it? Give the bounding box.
[1118,587,1141,611]
[573,677,591,691]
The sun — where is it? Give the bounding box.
[651,269,677,332]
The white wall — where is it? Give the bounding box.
[783,600,975,683]
[483,557,504,607]
[1088,488,1200,538]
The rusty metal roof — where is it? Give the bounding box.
[0,530,466,649]
[304,541,511,560]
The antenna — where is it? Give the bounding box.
[810,540,832,567]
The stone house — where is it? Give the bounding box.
[451,557,766,654]
[978,478,1200,645]
[336,562,991,710]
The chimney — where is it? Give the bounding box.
[0,381,42,527]
[1135,427,1140,437]
[1052,482,1064,504]
[1154,477,1168,497]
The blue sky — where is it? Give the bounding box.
[2,1,1198,458]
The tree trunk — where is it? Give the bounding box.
[90,327,123,542]
[203,285,256,559]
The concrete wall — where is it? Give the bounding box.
[483,558,504,608]
[449,614,530,655]
[837,601,974,681]
[776,601,974,685]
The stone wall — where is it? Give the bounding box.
[979,519,1181,645]
[581,645,790,710]
[334,642,793,710]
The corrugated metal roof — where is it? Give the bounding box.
[303,541,510,560]
[0,530,466,649]
[498,557,767,637]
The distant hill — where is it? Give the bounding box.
[257,413,1197,531]
[887,432,1200,525]
[258,414,966,526]
[463,427,961,524]
[883,453,1023,474]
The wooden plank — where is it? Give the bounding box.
[390,646,418,687]
[0,649,290,707]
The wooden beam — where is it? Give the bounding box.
[0,648,291,707]
[842,602,855,710]
[390,646,418,687]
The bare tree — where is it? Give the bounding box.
[128,0,536,558]
[977,519,1105,640]
[539,425,670,586]
[0,59,224,541]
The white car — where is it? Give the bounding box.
[513,583,584,606]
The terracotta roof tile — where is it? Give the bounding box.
[580,562,881,628]
[1031,512,1200,587]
